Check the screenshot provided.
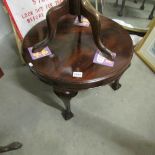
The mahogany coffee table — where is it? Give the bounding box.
[22,0,133,120]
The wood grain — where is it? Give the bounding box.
[22,15,133,91]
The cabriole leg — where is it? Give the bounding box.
[118,0,126,16]
[54,90,78,120]
[111,78,122,90]
[149,4,155,20]
[62,97,74,120]
[140,0,146,10]
[114,0,119,7]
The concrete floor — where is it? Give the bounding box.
[0,1,155,155]
[97,0,154,28]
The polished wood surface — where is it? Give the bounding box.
[23,15,133,91]
[22,0,133,120]
[31,0,116,59]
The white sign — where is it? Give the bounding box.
[73,72,83,78]
[3,0,63,39]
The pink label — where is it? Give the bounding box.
[93,50,115,67]
[28,46,53,60]
[74,16,90,27]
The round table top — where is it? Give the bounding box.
[22,15,133,90]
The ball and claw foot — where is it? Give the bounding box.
[118,11,123,16]
[113,3,118,7]
[149,14,153,20]
[140,5,144,10]
[62,110,74,120]
[111,81,122,90]
[0,142,22,153]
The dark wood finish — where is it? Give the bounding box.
[110,77,122,90]
[114,0,126,16]
[118,0,126,16]
[32,0,115,60]
[0,68,22,153]
[114,0,119,7]
[115,0,154,19]
[0,142,22,153]
[54,89,78,120]
[149,4,155,19]
[127,30,146,37]
[114,0,137,16]
[22,0,133,120]
[0,68,4,79]
[140,0,146,10]
[140,0,155,19]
